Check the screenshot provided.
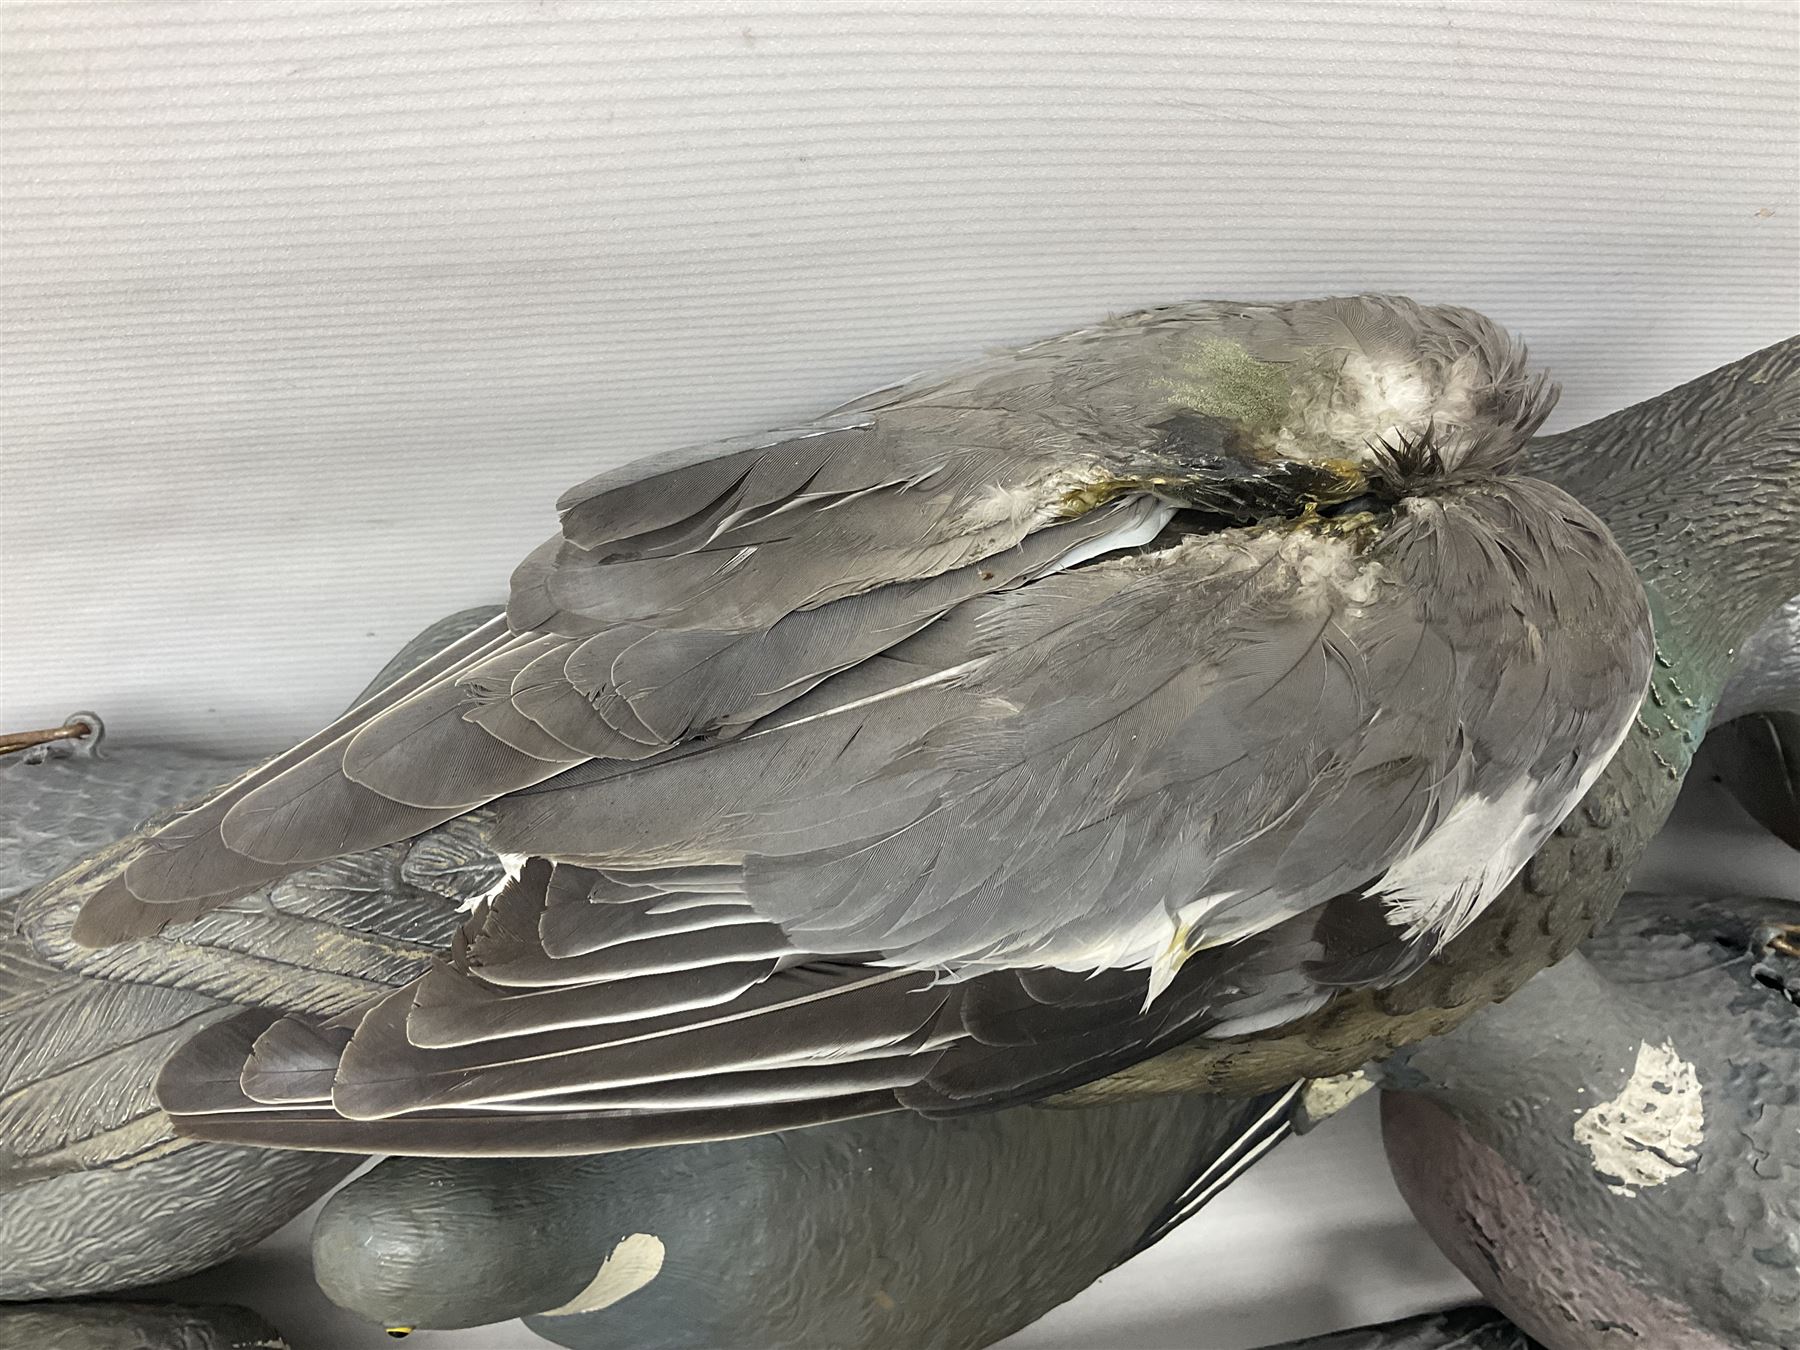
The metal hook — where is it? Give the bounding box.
[1,710,106,762]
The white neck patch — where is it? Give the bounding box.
[1572,1039,1705,1197]
[539,1231,667,1317]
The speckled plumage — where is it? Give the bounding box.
[1381,892,1800,1350]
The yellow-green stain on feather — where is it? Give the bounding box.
[1159,338,1292,439]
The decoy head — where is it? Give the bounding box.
[312,1156,622,1331]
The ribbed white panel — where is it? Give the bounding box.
[3,1,1795,753]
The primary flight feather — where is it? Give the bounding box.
[35,294,1653,1154]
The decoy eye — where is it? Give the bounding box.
[385,1330,413,1340]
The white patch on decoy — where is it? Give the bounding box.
[539,1232,666,1317]
[1572,1040,1705,1197]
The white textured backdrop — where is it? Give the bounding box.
[2,5,1796,1348]
[3,0,1795,751]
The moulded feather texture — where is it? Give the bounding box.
[27,293,1662,1155]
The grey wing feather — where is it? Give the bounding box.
[25,615,499,1009]
[0,615,478,1201]
[239,1018,356,1106]
[66,615,515,934]
[354,606,505,703]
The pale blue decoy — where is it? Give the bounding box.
[0,611,490,1296]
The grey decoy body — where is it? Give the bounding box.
[306,338,1798,1344]
[27,294,1661,1153]
[0,613,488,1296]
[0,739,354,1297]
[1703,595,1800,848]
[1256,1306,1539,1348]
[1713,594,1800,727]
[1380,890,1800,1350]
[0,1300,289,1350]
[315,1088,1286,1348]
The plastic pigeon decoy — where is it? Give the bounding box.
[1702,593,1800,847]
[1713,593,1800,727]
[32,294,1658,1152]
[0,613,487,1297]
[0,1300,289,1350]
[1252,1306,1539,1348]
[0,732,357,1298]
[312,1087,1290,1346]
[1380,889,1800,1350]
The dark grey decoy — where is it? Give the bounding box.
[1714,594,1800,727]
[32,294,1660,1154]
[1380,889,1799,1350]
[1254,1306,1537,1348]
[0,612,489,1297]
[0,1300,288,1350]
[304,338,1798,1344]
[313,1088,1289,1346]
[1702,595,1800,848]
